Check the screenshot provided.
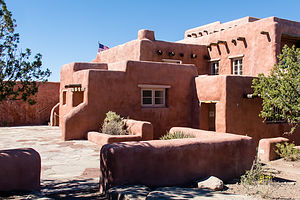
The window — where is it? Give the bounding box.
[62,91,67,105]
[162,59,182,64]
[141,89,165,107]
[232,58,243,75]
[138,84,170,107]
[211,62,219,75]
[266,107,286,124]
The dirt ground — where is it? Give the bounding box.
[225,159,300,200]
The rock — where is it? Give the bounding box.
[197,176,224,191]
[107,185,150,200]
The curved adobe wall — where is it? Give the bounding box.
[99,128,256,192]
[0,148,41,191]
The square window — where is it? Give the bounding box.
[141,88,166,107]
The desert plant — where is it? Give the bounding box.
[275,142,300,161]
[101,111,127,135]
[159,131,195,140]
[241,158,273,186]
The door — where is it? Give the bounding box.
[199,102,216,131]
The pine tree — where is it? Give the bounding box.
[0,0,50,104]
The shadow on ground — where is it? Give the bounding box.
[0,178,106,199]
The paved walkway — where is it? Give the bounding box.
[0,126,104,199]
[0,126,254,199]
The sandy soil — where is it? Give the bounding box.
[225,159,300,200]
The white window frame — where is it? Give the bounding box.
[232,58,243,75]
[162,59,182,64]
[138,84,171,107]
[211,61,219,75]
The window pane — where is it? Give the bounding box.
[155,97,164,105]
[143,97,152,105]
[155,90,164,98]
[142,90,152,97]
[211,62,219,75]
[215,63,219,75]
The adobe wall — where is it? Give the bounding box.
[99,129,256,192]
[0,82,60,126]
[224,76,300,145]
[93,30,209,74]
[0,148,41,192]
[195,75,300,144]
[180,17,300,76]
[60,61,198,140]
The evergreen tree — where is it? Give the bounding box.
[0,0,50,104]
[252,45,300,133]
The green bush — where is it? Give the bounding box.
[241,158,273,186]
[159,131,195,140]
[275,142,300,161]
[101,111,128,135]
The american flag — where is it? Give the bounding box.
[98,42,109,52]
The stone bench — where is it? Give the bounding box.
[257,137,289,162]
[88,119,153,146]
[0,148,41,192]
[99,128,256,193]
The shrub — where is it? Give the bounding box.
[275,142,300,161]
[241,158,273,186]
[159,131,195,140]
[101,111,128,135]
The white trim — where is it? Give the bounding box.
[138,84,171,89]
[228,54,244,59]
[209,58,220,62]
[162,59,182,64]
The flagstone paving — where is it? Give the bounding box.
[0,126,255,199]
[0,126,104,199]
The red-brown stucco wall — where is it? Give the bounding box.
[195,75,300,145]
[0,82,59,126]
[60,61,198,140]
[181,17,300,77]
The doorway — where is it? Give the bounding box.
[199,102,216,131]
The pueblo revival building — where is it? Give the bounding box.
[59,16,300,144]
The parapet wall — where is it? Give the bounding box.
[0,82,60,126]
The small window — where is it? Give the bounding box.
[162,59,182,64]
[62,91,67,105]
[211,62,219,75]
[141,89,165,107]
[232,58,243,75]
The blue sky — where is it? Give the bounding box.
[6,0,300,82]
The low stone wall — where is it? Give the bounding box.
[99,128,256,193]
[88,119,153,146]
[257,137,289,163]
[0,148,41,192]
[0,82,59,126]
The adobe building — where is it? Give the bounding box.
[59,16,300,144]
